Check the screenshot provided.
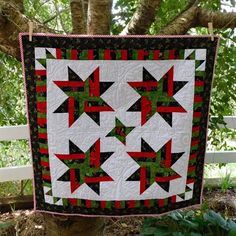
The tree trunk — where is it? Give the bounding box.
[45,1,113,235]
[87,0,112,34]
[44,214,105,236]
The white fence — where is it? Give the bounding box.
[0,116,236,183]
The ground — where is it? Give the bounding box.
[0,188,236,236]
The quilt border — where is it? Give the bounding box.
[19,34,219,216]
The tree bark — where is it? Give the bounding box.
[44,214,105,236]
[70,0,86,34]
[197,8,236,29]
[160,5,236,35]
[0,1,52,59]
[10,0,24,13]
[87,0,112,34]
[121,0,162,35]
[159,6,198,35]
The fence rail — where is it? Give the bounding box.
[0,116,235,183]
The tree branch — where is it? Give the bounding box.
[0,1,54,60]
[196,8,236,29]
[121,0,162,35]
[54,1,68,33]
[43,8,69,24]
[159,3,198,35]
[159,2,236,35]
[70,0,86,34]
[87,0,112,35]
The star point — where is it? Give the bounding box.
[127,139,184,194]
[55,139,113,194]
[128,67,188,126]
[53,66,114,126]
[106,118,134,145]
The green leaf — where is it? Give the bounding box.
[169,211,183,221]
[190,233,202,236]
[203,211,228,230]
[181,219,199,229]
[228,228,236,236]
[172,232,185,236]
[141,226,162,235]
[226,220,236,230]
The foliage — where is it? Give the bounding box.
[150,0,189,34]
[220,171,233,192]
[140,210,236,236]
[0,52,26,126]
[24,0,72,32]
[0,140,30,168]
[208,29,236,151]
[0,52,29,168]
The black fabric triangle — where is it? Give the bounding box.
[88,67,98,82]
[143,67,157,82]
[46,49,56,59]
[100,82,114,95]
[53,197,61,204]
[171,152,184,166]
[45,189,52,196]
[157,182,170,192]
[73,100,81,123]
[196,60,205,69]
[185,50,195,60]
[163,74,168,93]
[158,112,172,126]
[58,169,81,183]
[53,98,69,113]
[126,168,140,181]
[69,140,83,154]
[160,143,166,165]
[169,101,183,107]
[68,67,83,81]
[185,185,192,192]
[159,66,174,94]
[173,81,188,95]
[86,183,100,195]
[178,193,185,199]
[37,58,46,68]
[156,101,164,107]
[141,138,154,152]
[100,152,114,165]
[127,98,141,112]
[58,169,70,181]
[86,112,100,125]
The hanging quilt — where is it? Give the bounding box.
[19,34,219,216]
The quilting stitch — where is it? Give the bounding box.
[20,35,218,216]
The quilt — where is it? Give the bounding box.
[19,34,219,216]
